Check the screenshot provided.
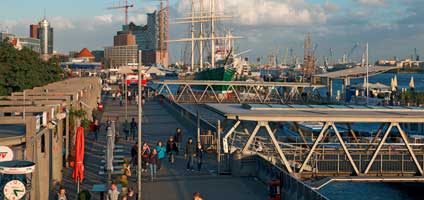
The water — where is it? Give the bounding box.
[330,73,424,95]
[319,73,424,199]
[320,182,424,200]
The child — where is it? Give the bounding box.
[196,143,204,171]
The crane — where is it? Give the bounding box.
[107,0,134,25]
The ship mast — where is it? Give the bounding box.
[199,0,204,70]
[191,0,195,72]
[169,0,241,72]
[211,0,216,68]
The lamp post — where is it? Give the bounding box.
[137,50,143,200]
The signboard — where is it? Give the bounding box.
[0,146,13,162]
[35,114,41,132]
[3,180,26,200]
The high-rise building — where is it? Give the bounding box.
[122,9,169,67]
[104,45,138,68]
[30,24,39,39]
[113,31,136,46]
[38,18,54,56]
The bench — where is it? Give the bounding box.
[98,170,124,175]
[100,165,124,170]
[102,149,124,153]
[101,159,124,163]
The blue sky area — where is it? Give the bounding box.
[0,0,422,63]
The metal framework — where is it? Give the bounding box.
[155,80,325,104]
[216,104,424,178]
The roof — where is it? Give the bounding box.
[79,48,94,58]
[206,104,424,123]
[351,82,389,90]
[314,66,399,79]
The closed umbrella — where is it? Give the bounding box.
[393,75,398,89]
[72,126,85,193]
[409,76,415,90]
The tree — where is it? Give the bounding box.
[0,40,63,95]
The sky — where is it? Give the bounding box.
[0,0,423,63]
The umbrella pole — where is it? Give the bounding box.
[77,177,80,194]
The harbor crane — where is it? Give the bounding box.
[107,0,134,25]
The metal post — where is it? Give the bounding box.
[299,122,330,173]
[331,123,360,175]
[366,43,369,105]
[197,103,201,143]
[222,120,240,153]
[265,123,293,174]
[364,123,394,174]
[396,123,424,175]
[125,75,128,121]
[217,120,221,174]
[242,123,261,153]
[137,50,143,200]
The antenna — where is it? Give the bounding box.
[44,8,47,19]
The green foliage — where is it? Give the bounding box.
[80,118,91,129]
[70,109,87,118]
[77,190,91,200]
[0,40,63,95]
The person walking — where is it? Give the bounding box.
[141,142,151,172]
[131,142,138,172]
[107,183,120,200]
[119,94,123,107]
[174,128,183,153]
[123,120,130,141]
[149,149,158,181]
[130,118,137,141]
[126,187,136,200]
[55,187,68,200]
[93,119,99,142]
[196,143,204,171]
[156,141,166,170]
[112,92,116,101]
[184,137,196,171]
[166,136,178,164]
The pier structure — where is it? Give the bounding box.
[0,77,101,200]
[154,80,325,104]
[313,65,399,100]
[207,103,424,182]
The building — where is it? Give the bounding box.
[0,32,15,41]
[78,48,95,62]
[14,37,40,53]
[38,18,54,56]
[92,50,105,63]
[113,31,136,46]
[122,9,169,67]
[30,24,39,39]
[0,32,40,53]
[104,45,138,68]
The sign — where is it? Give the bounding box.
[0,146,13,162]
[3,180,26,200]
[0,162,35,175]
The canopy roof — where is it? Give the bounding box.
[314,66,399,79]
[207,103,424,123]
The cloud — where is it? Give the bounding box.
[355,0,387,7]
[176,0,328,26]
[50,16,75,30]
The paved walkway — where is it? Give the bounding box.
[63,94,268,199]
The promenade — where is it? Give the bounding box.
[62,93,267,199]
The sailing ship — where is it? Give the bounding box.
[169,0,245,90]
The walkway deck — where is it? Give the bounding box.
[62,94,267,199]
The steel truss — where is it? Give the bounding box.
[222,120,424,177]
[155,80,324,104]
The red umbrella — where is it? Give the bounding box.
[72,126,85,192]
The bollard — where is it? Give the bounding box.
[231,149,242,177]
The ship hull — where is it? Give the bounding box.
[194,67,235,91]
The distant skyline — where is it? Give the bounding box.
[1,0,423,63]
